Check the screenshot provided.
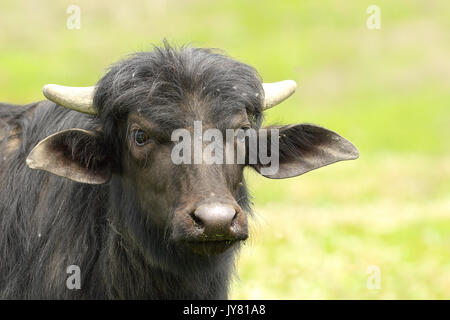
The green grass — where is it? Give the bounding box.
[232,155,450,299]
[1,0,449,299]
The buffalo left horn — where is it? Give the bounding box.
[262,80,297,110]
[43,84,97,115]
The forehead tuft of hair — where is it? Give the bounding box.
[93,41,264,131]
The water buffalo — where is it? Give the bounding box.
[0,43,358,299]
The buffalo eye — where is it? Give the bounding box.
[237,125,251,143]
[134,129,150,146]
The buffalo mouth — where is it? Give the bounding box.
[184,239,240,255]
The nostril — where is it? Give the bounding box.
[190,212,204,229]
[230,210,239,227]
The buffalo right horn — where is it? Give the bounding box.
[43,84,97,115]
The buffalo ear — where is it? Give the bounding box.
[26,129,112,184]
[252,124,359,179]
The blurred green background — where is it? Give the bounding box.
[1,0,449,299]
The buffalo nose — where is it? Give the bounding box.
[193,203,237,239]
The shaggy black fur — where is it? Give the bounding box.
[0,43,264,299]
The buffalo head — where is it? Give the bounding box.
[26,45,358,256]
